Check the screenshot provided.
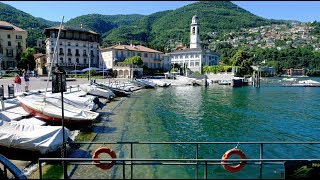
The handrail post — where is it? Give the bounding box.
[39,160,42,179]
[260,143,263,179]
[205,161,208,179]
[123,160,126,180]
[195,143,199,179]
[131,143,133,179]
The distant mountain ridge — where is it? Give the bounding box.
[0,1,291,51]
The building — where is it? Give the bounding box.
[100,44,164,78]
[44,25,101,72]
[34,53,47,75]
[0,21,27,70]
[166,15,219,73]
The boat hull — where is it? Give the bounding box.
[19,102,94,126]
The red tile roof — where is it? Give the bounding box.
[0,21,26,32]
[101,44,163,54]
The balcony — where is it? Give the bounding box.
[59,52,64,55]
[16,45,22,49]
[83,54,87,57]
[75,53,80,57]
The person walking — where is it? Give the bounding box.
[13,74,21,93]
[23,71,30,92]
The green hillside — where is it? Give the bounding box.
[0,1,283,51]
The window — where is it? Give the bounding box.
[16,35,22,39]
[8,41,11,46]
[195,62,199,66]
[7,34,11,39]
[59,41,62,45]
[84,59,87,64]
[127,52,130,57]
[192,27,195,34]
[133,52,136,56]
[76,58,79,64]
[76,49,79,55]
[60,57,63,63]
[68,49,71,53]
[76,43,78,47]
[68,58,71,64]
[144,53,148,58]
[68,42,71,46]
[83,50,86,55]
[51,48,54,52]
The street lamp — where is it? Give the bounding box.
[88,53,91,82]
[74,62,77,78]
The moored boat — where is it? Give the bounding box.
[0,120,70,154]
[17,94,99,126]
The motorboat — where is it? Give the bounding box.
[79,84,115,100]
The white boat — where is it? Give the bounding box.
[151,79,171,87]
[17,94,100,126]
[290,79,320,87]
[80,84,115,99]
[0,120,70,154]
[45,91,104,111]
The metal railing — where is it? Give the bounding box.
[38,141,320,179]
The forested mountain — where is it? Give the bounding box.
[0,2,50,47]
[0,1,284,51]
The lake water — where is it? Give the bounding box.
[71,77,320,179]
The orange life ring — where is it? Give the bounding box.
[92,147,117,170]
[221,148,247,173]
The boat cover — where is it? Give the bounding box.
[17,94,99,122]
[0,120,70,154]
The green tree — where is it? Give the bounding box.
[124,56,143,65]
[230,48,253,76]
[18,47,36,71]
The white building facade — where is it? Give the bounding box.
[100,44,164,78]
[44,26,102,72]
[167,15,219,73]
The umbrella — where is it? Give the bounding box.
[69,70,83,73]
[81,67,103,72]
[98,68,112,72]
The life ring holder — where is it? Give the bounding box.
[92,146,117,170]
[221,146,247,173]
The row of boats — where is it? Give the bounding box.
[0,78,170,157]
[281,78,320,87]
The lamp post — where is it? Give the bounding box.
[74,62,77,78]
[88,53,91,82]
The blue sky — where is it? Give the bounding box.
[2,1,320,22]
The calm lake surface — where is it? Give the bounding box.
[73,77,320,179]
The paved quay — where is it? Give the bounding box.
[0,76,131,178]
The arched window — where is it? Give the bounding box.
[192,27,195,34]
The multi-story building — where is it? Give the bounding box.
[166,15,219,73]
[0,21,27,70]
[44,26,101,72]
[100,44,164,78]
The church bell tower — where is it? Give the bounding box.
[190,15,200,49]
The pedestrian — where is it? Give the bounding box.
[23,71,30,92]
[13,74,21,93]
